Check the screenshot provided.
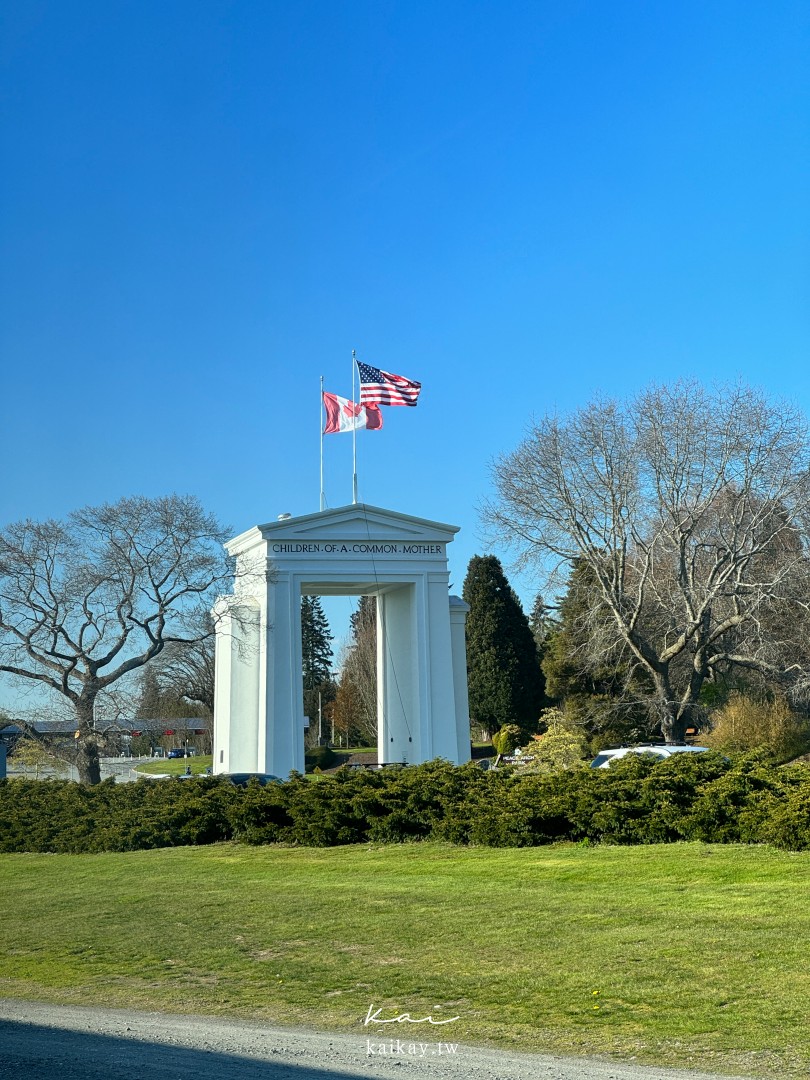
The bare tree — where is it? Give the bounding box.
[0,495,231,782]
[332,597,377,746]
[152,628,216,713]
[488,381,810,742]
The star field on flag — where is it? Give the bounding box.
[357,362,422,407]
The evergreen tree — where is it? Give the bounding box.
[136,668,163,719]
[462,555,545,739]
[301,596,335,732]
[136,668,198,720]
[541,559,651,747]
[301,596,334,687]
[529,592,556,651]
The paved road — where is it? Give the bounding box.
[6,756,154,783]
[0,1000,752,1080]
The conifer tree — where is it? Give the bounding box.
[136,667,198,720]
[462,555,544,739]
[301,596,335,730]
[529,592,555,651]
[541,559,650,745]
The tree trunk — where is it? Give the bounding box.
[651,672,688,744]
[661,697,701,745]
[75,695,101,784]
[75,737,101,784]
[661,709,687,745]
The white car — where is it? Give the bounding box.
[590,745,711,768]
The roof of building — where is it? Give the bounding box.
[0,718,209,736]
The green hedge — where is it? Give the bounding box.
[0,774,240,853]
[3,754,810,853]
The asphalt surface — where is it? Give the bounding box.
[5,756,151,783]
[0,1000,753,1080]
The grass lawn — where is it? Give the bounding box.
[134,749,376,776]
[1,842,808,1077]
[330,746,376,760]
[135,755,213,776]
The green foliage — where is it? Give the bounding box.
[491,724,523,756]
[136,667,200,720]
[0,776,239,853]
[541,562,616,699]
[542,561,650,746]
[703,692,810,763]
[225,778,294,844]
[304,744,338,772]
[301,596,334,686]
[528,593,556,661]
[463,554,545,738]
[756,772,810,850]
[301,596,335,729]
[6,753,810,854]
[11,738,70,778]
[677,753,786,844]
[129,733,154,756]
[515,708,589,773]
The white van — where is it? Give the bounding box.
[590,745,711,768]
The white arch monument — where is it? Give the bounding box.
[212,504,471,776]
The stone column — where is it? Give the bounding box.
[449,595,471,764]
[424,573,461,763]
[263,570,306,777]
[212,598,260,773]
[377,586,418,764]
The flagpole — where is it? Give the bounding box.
[351,349,358,504]
[319,375,325,511]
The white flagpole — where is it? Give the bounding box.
[319,375,325,511]
[352,349,358,504]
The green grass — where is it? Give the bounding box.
[135,755,213,776]
[1,842,808,1077]
[328,745,376,760]
[133,749,373,776]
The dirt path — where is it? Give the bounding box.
[0,999,752,1080]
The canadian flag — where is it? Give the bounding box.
[323,391,383,434]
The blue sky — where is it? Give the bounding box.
[2,0,809,662]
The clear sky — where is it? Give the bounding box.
[2,0,809,663]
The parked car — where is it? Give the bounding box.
[217,772,282,786]
[590,745,711,768]
[167,747,194,759]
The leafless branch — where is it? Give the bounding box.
[487,380,810,741]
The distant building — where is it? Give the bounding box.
[0,717,210,754]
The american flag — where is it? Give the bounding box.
[357,362,422,407]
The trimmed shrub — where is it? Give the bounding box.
[492,724,523,757]
[0,777,237,853]
[4,754,810,854]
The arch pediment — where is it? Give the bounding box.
[226,503,459,555]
